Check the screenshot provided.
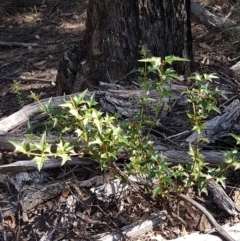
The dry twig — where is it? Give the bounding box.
[179,194,236,241]
[0,41,38,48]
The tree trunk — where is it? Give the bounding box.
[56,0,193,95]
[139,0,193,74]
[84,0,140,84]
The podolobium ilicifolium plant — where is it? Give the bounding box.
[11,45,240,198]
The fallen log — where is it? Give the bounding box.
[185,99,240,144]
[0,148,227,176]
[191,1,237,30]
[0,92,95,132]
[0,86,186,132]
[0,157,93,176]
[92,211,167,241]
[207,180,240,215]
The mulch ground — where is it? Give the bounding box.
[1,0,240,240]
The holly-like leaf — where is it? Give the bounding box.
[86,94,98,108]
[33,155,48,171]
[216,176,226,188]
[56,140,74,155]
[188,143,195,157]
[233,161,240,170]
[59,102,73,109]
[89,137,103,146]
[10,140,28,154]
[165,55,189,64]
[39,131,52,153]
[75,128,83,137]
[60,154,72,165]
[231,134,240,145]
[69,108,80,119]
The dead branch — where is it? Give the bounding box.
[191,1,237,30]
[76,212,106,225]
[0,41,39,48]
[0,76,55,82]
[0,157,93,175]
[207,180,240,215]
[0,92,95,132]
[186,99,240,144]
[180,194,236,241]
[0,132,228,168]
[20,181,69,212]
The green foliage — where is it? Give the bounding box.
[183,74,219,192]
[182,73,231,193]
[224,135,240,171]
[138,45,188,136]
[10,46,240,200]
[13,80,24,108]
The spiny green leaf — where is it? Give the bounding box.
[29,142,38,151]
[60,154,72,165]
[233,161,240,170]
[86,94,98,107]
[165,55,189,64]
[56,140,74,154]
[33,155,48,171]
[82,117,89,126]
[89,137,103,146]
[139,44,151,57]
[10,140,28,153]
[69,108,80,119]
[153,186,161,198]
[75,128,83,137]
[59,102,73,109]
[138,57,160,63]
[201,137,209,143]
[188,143,195,157]
[216,176,226,188]
[231,134,240,145]
[39,132,51,153]
[193,123,205,133]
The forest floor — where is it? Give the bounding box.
[1,0,240,240]
[0,0,87,118]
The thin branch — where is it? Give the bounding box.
[0,76,55,82]
[0,41,38,48]
[179,194,236,241]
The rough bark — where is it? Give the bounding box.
[139,0,193,74]
[56,0,193,95]
[84,0,140,84]
[207,180,240,216]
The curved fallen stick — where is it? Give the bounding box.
[179,194,236,241]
